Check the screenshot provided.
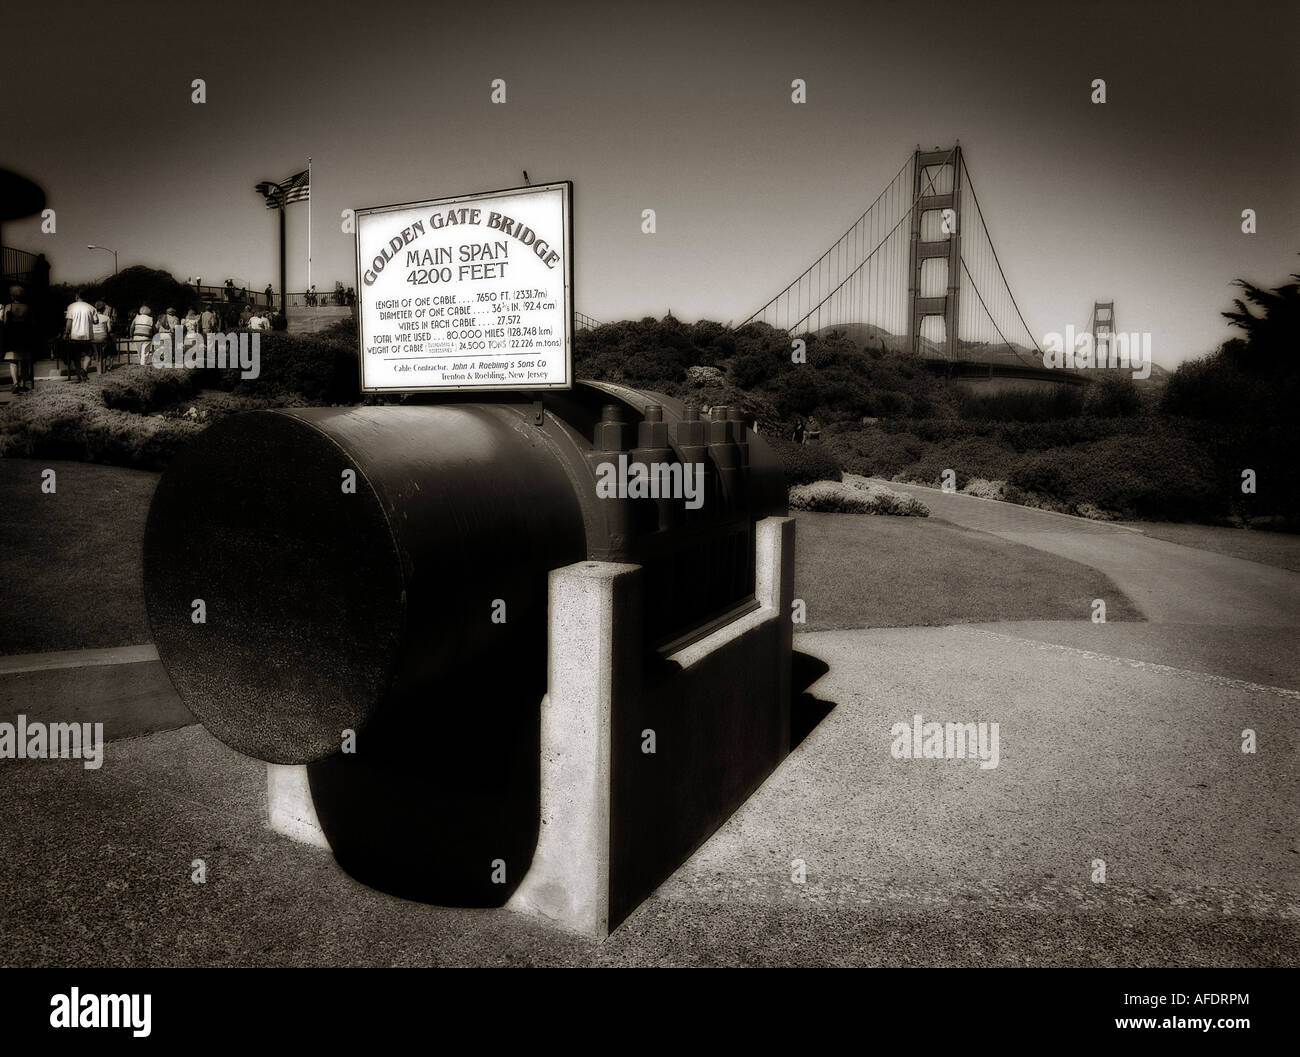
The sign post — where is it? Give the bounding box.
[355,182,573,394]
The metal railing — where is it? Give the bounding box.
[192,284,274,307]
[2,246,45,285]
[280,290,357,309]
[189,285,357,309]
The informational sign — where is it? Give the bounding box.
[355,182,573,392]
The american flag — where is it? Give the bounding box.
[254,169,310,209]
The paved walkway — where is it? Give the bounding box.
[0,482,1294,965]
[1,620,1292,966]
[880,480,1300,626]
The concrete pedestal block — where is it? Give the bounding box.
[509,515,796,938]
[266,763,329,850]
[266,515,796,940]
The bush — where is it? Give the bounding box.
[957,386,1085,422]
[1082,375,1142,417]
[1008,431,1223,521]
[898,435,1019,486]
[768,438,842,486]
[995,415,1146,452]
[1009,450,1073,501]
[823,427,924,478]
[961,477,1010,500]
[1069,432,1221,521]
[789,477,929,516]
[729,350,778,389]
[0,386,203,470]
[222,331,360,403]
[319,318,360,346]
[100,365,197,414]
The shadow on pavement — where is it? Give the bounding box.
[790,650,835,749]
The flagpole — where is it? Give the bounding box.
[279,202,287,319]
[307,156,312,300]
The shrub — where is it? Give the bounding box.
[100,365,197,414]
[957,386,1085,422]
[221,331,360,404]
[962,478,1009,500]
[995,415,1145,452]
[1068,432,1221,521]
[919,434,1020,483]
[1009,451,1073,501]
[842,475,931,516]
[728,351,777,389]
[768,438,842,486]
[319,317,360,346]
[789,477,929,516]
[1082,375,1142,417]
[0,386,203,470]
[823,427,924,478]
[1007,431,1223,521]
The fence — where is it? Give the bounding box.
[1,246,45,286]
[190,285,356,309]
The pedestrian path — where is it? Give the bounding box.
[880,480,1300,626]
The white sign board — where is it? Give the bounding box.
[355,182,573,392]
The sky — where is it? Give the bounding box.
[5,0,1297,367]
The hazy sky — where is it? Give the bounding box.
[6,0,1297,366]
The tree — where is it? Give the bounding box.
[1219,256,1300,374]
[94,266,199,327]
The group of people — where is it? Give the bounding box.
[62,293,118,381]
[126,302,275,364]
[220,279,271,307]
[4,271,355,391]
[304,281,356,307]
[2,286,286,392]
[5,289,119,388]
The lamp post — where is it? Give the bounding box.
[87,244,118,274]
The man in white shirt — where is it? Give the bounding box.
[64,293,97,382]
[247,311,269,332]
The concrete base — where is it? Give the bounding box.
[267,515,796,940]
[266,764,329,850]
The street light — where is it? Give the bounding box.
[87,245,118,274]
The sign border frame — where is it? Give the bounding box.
[353,180,574,394]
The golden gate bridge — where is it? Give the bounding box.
[741,144,1090,386]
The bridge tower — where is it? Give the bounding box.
[907,145,962,362]
[1093,300,1115,364]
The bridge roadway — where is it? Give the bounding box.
[923,356,1092,386]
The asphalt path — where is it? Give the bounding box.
[0,486,1294,965]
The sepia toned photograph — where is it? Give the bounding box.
[0,0,1295,1028]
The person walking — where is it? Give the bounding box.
[64,291,97,382]
[2,285,37,393]
[131,305,155,364]
[91,301,114,375]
